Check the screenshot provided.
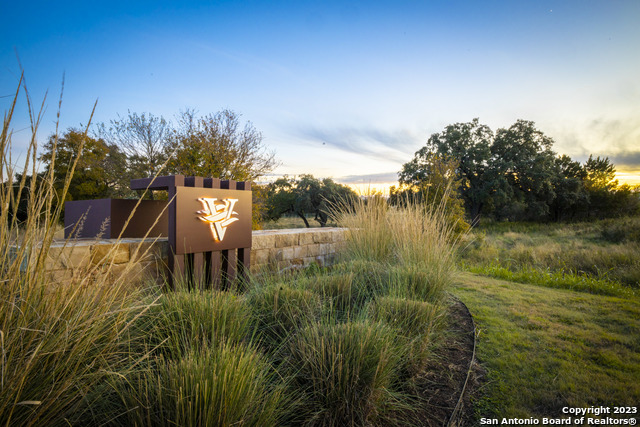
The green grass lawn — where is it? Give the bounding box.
[452,272,640,421]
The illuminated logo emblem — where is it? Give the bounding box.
[197,198,240,242]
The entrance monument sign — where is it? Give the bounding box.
[64,174,252,289]
[175,186,252,254]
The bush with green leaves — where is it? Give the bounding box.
[600,216,640,243]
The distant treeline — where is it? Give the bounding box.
[13,115,638,227]
[391,119,639,223]
[11,110,357,229]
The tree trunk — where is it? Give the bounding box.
[297,212,310,228]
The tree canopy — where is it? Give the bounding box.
[401,119,640,222]
[37,108,280,226]
[98,111,171,179]
[168,109,278,182]
[264,175,358,227]
[40,129,122,202]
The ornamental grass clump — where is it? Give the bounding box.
[0,75,156,426]
[386,264,453,303]
[336,195,394,263]
[334,191,462,301]
[151,289,252,358]
[118,343,291,427]
[368,296,445,374]
[287,320,408,426]
[300,271,371,317]
[333,259,390,297]
[368,296,441,340]
[248,283,323,350]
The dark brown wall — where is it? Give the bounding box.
[65,199,168,239]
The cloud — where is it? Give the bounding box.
[609,151,640,170]
[550,115,640,170]
[587,116,640,153]
[293,125,423,164]
[335,172,399,185]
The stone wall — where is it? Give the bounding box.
[38,227,348,284]
[251,228,347,271]
[42,238,169,284]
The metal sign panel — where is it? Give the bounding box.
[175,186,252,254]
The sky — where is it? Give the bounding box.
[2,0,640,191]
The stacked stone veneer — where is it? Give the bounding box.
[251,228,347,271]
[40,227,347,283]
[42,239,169,284]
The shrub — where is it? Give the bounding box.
[600,217,640,243]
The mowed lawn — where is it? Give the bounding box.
[452,273,640,420]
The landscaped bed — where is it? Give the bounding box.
[2,188,473,425]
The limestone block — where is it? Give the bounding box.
[252,248,271,266]
[91,243,130,265]
[269,247,280,263]
[306,244,321,257]
[129,240,169,262]
[45,268,75,284]
[277,258,303,271]
[293,245,308,259]
[319,243,333,256]
[252,233,276,250]
[45,245,91,270]
[107,261,157,284]
[250,263,275,275]
[275,232,299,248]
[276,247,295,261]
[312,231,333,243]
[298,231,315,246]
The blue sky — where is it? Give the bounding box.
[2,0,639,188]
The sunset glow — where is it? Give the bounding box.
[2,1,639,185]
[616,171,640,187]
